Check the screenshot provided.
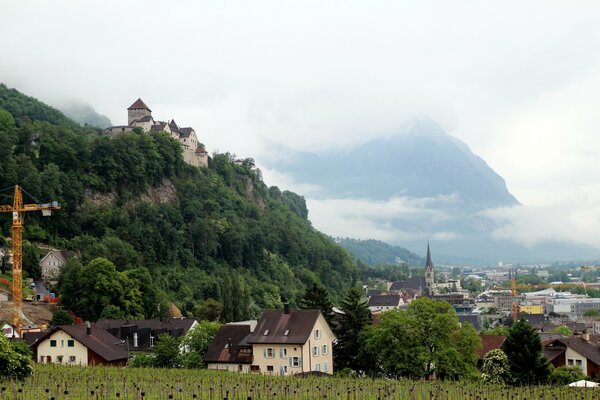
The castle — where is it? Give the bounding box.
[103,99,208,167]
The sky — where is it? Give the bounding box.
[2,1,600,253]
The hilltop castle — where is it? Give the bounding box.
[103,99,208,167]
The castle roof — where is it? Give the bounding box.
[179,127,195,138]
[128,98,151,112]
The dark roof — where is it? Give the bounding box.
[179,127,194,137]
[132,115,154,123]
[478,335,507,359]
[546,337,600,367]
[204,324,252,364]
[128,98,151,111]
[95,318,196,351]
[368,295,401,307]
[519,313,546,328]
[245,310,321,345]
[390,277,427,291]
[96,318,196,333]
[195,146,208,154]
[151,122,167,131]
[31,324,127,362]
[22,331,46,346]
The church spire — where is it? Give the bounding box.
[425,242,434,291]
[426,242,433,268]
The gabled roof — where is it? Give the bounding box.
[390,277,426,291]
[204,324,252,364]
[546,337,600,367]
[31,324,127,362]
[245,310,323,345]
[478,335,507,359]
[95,318,196,336]
[128,98,151,111]
[39,250,69,266]
[368,295,402,307]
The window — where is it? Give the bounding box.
[263,329,270,336]
[50,340,57,347]
[68,356,76,363]
[280,348,288,358]
[313,346,320,356]
[265,348,275,358]
[314,363,320,371]
[324,361,329,372]
[576,360,583,366]
[291,357,300,367]
[322,344,328,355]
[280,365,288,375]
[283,329,289,336]
[314,329,321,339]
[568,359,574,365]
[267,365,274,372]
[67,340,74,347]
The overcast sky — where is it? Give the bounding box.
[2,1,600,252]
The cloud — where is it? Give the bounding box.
[306,195,459,243]
[482,185,600,248]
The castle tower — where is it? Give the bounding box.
[425,242,434,290]
[127,98,152,125]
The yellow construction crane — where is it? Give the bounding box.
[511,270,518,322]
[0,185,60,331]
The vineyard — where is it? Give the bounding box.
[1,366,600,400]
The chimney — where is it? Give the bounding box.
[86,321,92,336]
[133,332,138,348]
[583,330,590,341]
[284,303,290,314]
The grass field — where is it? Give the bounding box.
[2,365,600,400]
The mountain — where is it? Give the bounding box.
[265,118,518,210]
[0,83,363,322]
[337,238,425,266]
[263,119,600,264]
[59,101,112,128]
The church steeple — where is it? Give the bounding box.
[425,242,434,290]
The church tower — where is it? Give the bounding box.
[425,242,434,290]
[127,98,152,125]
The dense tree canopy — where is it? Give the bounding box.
[365,297,480,380]
[0,84,362,322]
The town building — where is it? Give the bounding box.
[206,307,336,375]
[29,323,127,366]
[367,294,404,312]
[103,99,208,167]
[95,317,198,352]
[39,250,69,281]
[544,335,600,378]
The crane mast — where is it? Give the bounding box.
[0,185,60,331]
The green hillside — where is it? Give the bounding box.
[0,83,361,322]
[337,238,425,267]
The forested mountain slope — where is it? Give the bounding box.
[0,84,362,322]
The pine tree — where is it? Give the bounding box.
[299,282,333,324]
[334,287,372,373]
[504,319,551,385]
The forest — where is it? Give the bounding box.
[0,83,366,322]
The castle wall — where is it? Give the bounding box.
[128,108,151,125]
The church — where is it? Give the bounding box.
[103,98,208,167]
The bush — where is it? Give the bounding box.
[129,353,155,368]
[0,335,33,379]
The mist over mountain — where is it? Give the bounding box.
[58,101,112,128]
[263,119,599,264]
[265,119,518,211]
